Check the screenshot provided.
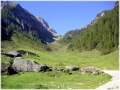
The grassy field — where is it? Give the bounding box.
[2,72,111,89]
[21,41,119,70]
[1,35,119,89]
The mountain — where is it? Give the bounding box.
[1,1,59,43]
[62,1,119,55]
[90,10,108,25]
[58,29,80,44]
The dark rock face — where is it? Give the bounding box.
[81,66,103,75]
[1,64,18,75]
[7,67,18,75]
[12,57,52,72]
[65,66,79,71]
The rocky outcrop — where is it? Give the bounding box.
[65,66,79,71]
[12,57,52,72]
[7,50,21,57]
[2,50,21,58]
[1,64,18,75]
[81,66,103,75]
[17,50,39,57]
[83,10,108,29]
[91,10,108,25]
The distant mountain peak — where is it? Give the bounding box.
[36,16,58,39]
[36,16,50,30]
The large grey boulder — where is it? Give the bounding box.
[12,57,52,72]
[65,66,79,71]
[81,66,103,75]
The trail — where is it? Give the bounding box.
[96,70,119,90]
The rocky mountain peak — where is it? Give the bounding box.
[91,10,108,25]
[1,1,15,9]
[115,1,119,7]
[83,10,108,29]
[83,1,118,29]
[35,16,58,40]
[36,16,57,34]
[36,16,49,28]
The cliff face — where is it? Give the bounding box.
[1,1,59,43]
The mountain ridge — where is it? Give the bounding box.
[1,1,59,43]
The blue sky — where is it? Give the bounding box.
[14,1,116,35]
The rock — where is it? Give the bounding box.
[5,50,21,57]
[17,50,39,57]
[1,65,8,74]
[65,66,79,71]
[81,66,103,75]
[1,50,21,57]
[12,57,52,72]
[7,67,18,75]
[92,71,99,75]
[1,63,18,75]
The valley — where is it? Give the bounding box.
[1,37,119,89]
[1,1,119,89]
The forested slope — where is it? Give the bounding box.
[67,2,119,54]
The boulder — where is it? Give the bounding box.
[1,64,18,75]
[92,71,99,75]
[6,50,21,57]
[12,57,52,72]
[7,67,18,75]
[81,66,103,75]
[17,50,39,57]
[65,66,79,71]
[1,65,8,73]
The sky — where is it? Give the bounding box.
[13,1,116,35]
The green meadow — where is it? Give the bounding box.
[1,37,119,89]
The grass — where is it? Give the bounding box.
[22,49,119,70]
[1,71,111,89]
[1,31,45,53]
[1,32,119,89]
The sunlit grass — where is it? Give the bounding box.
[1,33,118,89]
[1,72,111,89]
[22,49,119,70]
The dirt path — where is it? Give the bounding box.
[96,70,119,90]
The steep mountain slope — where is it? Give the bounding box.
[62,2,119,54]
[1,1,58,43]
